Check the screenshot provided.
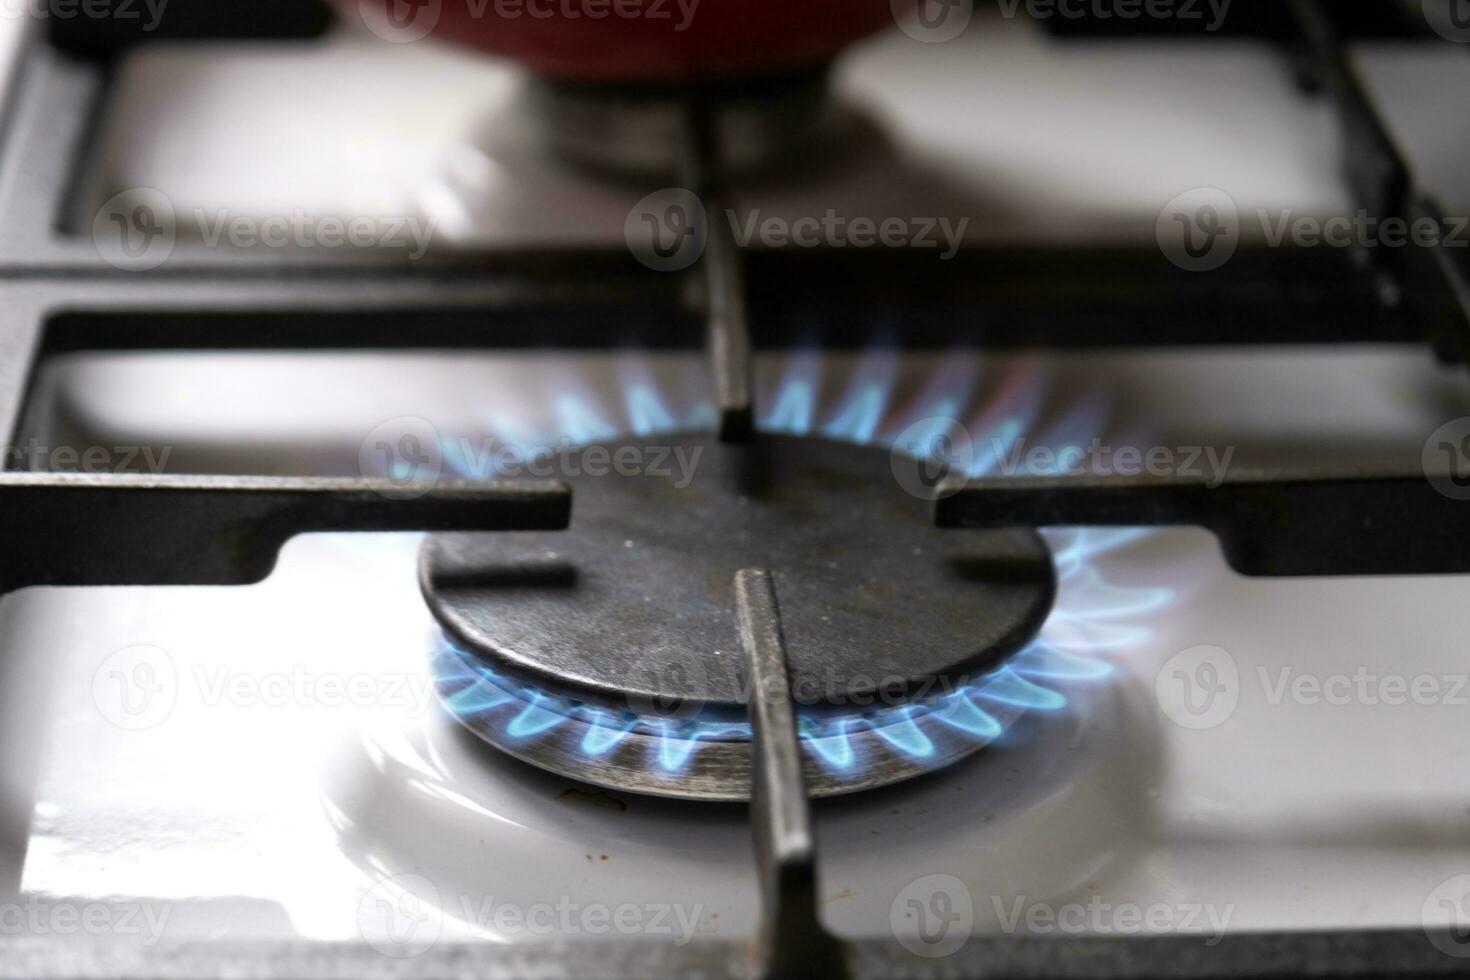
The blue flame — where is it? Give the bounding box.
[822,346,897,443]
[872,711,936,758]
[803,719,858,770]
[556,394,619,444]
[427,352,1175,781]
[762,349,822,435]
[431,629,1120,780]
[581,714,635,756]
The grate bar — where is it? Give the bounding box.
[734,569,847,979]
[1289,0,1470,356]
[685,99,754,443]
[0,474,570,594]
[1288,0,1410,222]
[935,469,1470,576]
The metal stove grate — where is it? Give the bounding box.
[1,1,1469,976]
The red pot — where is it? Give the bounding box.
[342,0,898,81]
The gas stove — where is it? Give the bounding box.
[3,1,1470,978]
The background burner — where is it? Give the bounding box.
[420,434,1057,799]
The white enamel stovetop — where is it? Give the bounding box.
[2,4,1470,960]
[2,346,1469,954]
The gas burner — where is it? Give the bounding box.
[499,70,852,180]
[421,434,1057,800]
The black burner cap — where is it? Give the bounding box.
[420,435,1055,714]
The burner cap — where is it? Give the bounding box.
[422,435,1055,716]
[420,435,1062,800]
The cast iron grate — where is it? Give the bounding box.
[1,1,1468,976]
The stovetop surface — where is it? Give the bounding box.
[3,347,1468,948]
[76,14,1470,250]
[2,4,1469,971]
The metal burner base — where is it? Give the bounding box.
[428,633,1034,801]
[422,435,1055,712]
[420,434,1057,801]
